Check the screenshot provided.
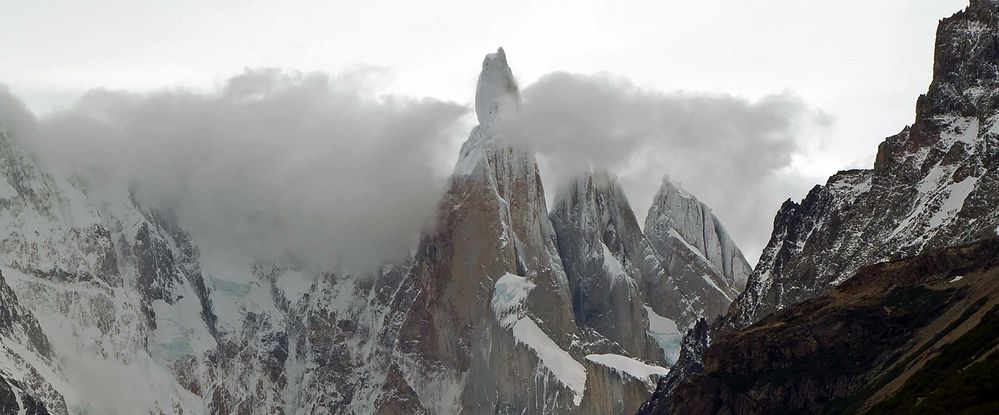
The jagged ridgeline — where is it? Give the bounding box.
[0,48,750,413]
[641,1,999,413]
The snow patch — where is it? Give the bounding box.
[601,242,626,279]
[927,175,978,229]
[275,269,313,303]
[585,353,669,385]
[644,306,682,364]
[889,165,977,239]
[491,272,535,327]
[949,275,964,283]
[151,295,218,362]
[512,318,587,405]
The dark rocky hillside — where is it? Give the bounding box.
[641,236,999,414]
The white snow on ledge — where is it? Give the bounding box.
[492,273,587,405]
[585,353,669,385]
[491,272,535,327]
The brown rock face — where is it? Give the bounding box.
[390,49,582,413]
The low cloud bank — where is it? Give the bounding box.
[0,71,468,272]
[0,67,829,272]
[506,72,831,261]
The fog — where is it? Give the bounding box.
[0,71,467,272]
[0,64,828,272]
[510,72,830,261]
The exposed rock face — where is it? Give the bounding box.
[725,0,999,331]
[550,171,666,364]
[644,2,999,410]
[550,171,749,368]
[635,318,709,414]
[391,47,584,413]
[642,179,745,329]
[645,179,751,292]
[652,237,999,414]
[0,270,60,415]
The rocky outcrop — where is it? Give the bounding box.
[725,0,999,331]
[0,375,52,415]
[655,236,999,414]
[0,271,62,415]
[636,319,709,414]
[646,179,751,292]
[389,47,585,413]
[644,1,999,411]
[550,171,749,368]
[644,180,746,328]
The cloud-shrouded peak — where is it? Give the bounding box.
[0,48,832,275]
[0,69,468,273]
[553,169,626,208]
[475,47,521,126]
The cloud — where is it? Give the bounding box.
[502,72,831,262]
[0,70,468,273]
[0,66,829,273]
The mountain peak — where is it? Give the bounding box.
[475,47,521,126]
[970,0,999,13]
[655,176,697,202]
[645,175,752,291]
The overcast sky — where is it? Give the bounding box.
[0,0,970,267]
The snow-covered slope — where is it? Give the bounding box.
[0,126,215,413]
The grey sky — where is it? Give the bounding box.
[0,0,970,265]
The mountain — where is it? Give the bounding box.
[550,171,666,365]
[642,236,999,414]
[725,0,999,331]
[642,0,999,411]
[388,47,584,413]
[0,47,752,414]
[645,179,751,294]
[643,179,747,326]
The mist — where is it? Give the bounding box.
[0,66,829,273]
[0,71,468,273]
[507,72,831,262]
